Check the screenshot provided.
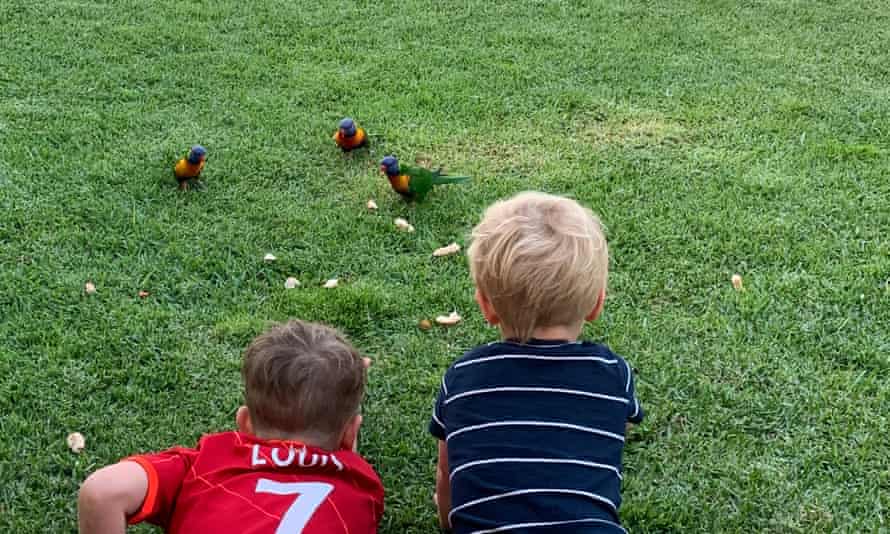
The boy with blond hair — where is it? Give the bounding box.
[79,320,384,534]
[430,192,644,533]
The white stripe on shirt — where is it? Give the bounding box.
[446,421,624,443]
[471,518,626,534]
[431,409,445,430]
[450,457,622,482]
[443,387,629,406]
[448,488,618,524]
[623,359,632,392]
[455,354,619,369]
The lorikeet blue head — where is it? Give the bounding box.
[339,118,357,137]
[380,155,399,176]
[187,145,207,164]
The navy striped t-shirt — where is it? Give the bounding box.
[429,339,644,534]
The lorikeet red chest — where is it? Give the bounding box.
[387,174,411,196]
[174,158,204,179]
[333,128,367,151]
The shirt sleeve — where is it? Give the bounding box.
[124,446,197,527]
[623,359,645,424]
[372,472,385,524]
[347,453,386,527]
[428,376,448,440]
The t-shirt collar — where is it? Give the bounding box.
[503,338,577,346]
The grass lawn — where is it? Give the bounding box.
[2,0,889,531]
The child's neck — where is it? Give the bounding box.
[502,323,583,343]
[252,430,336,451]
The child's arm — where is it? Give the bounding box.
[78,461,148,534]
[624,360,645,425]
[435,440,452,530]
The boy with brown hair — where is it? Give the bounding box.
[430,192,644,533]
[79,320,384,534]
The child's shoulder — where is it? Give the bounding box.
[450,339,624,365]
[444,339,632,385]
[450,340,505,367]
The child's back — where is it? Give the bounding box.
[433,340,641,533]
[430,192,644,533]
[125,430,381,533]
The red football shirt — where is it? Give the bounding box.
[126,432,384,534]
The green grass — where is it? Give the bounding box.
[2,0,889,531]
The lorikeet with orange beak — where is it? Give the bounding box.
[379,155,469,202]
[333,118,368,152]
[173,145,207,190]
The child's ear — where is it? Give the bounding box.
[475,289,500,325]
[585,288,606,322]
[236,406,254,435]
[338,414,363,451]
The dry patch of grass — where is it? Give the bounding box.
[576,115,688,148]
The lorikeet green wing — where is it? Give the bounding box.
[403,164,470,202]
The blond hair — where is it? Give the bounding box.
[468,192,609,342]
[242,320,366,448]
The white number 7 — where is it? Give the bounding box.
[255,479,334,534]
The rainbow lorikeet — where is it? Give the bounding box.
[173,145,207,190]
[333,118,368,152]
[379,155,470,202]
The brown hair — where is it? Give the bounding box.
[468,192,609,342]
[242,320,366,448]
